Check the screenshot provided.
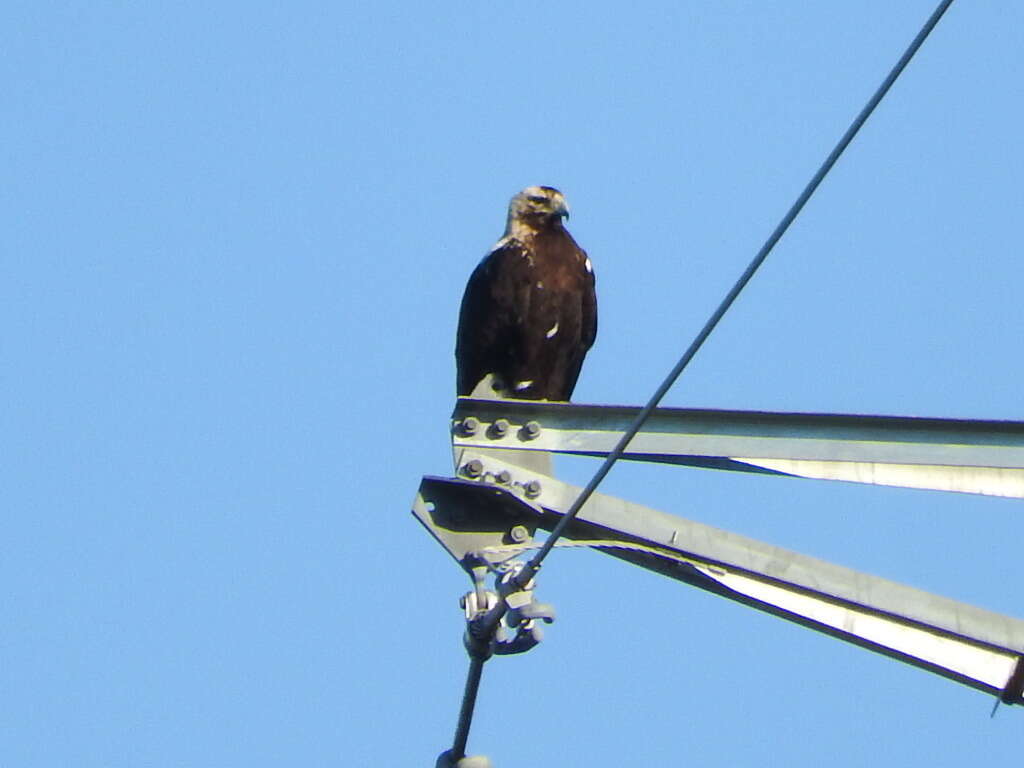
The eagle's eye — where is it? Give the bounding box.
[528,195,547,204]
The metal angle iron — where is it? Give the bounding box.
[411,396,1024,705]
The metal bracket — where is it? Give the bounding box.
[412,476,539,572]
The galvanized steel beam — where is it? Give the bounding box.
[437,450,1024,703]
[452,398,1024,498]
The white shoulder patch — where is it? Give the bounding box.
[584,257,593,273]
[486,236,534,266]
[546,321,559,338]
[514,380,534,391]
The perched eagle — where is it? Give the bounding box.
[456,186,597,401]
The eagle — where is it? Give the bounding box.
[456,185,597,401]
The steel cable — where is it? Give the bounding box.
[447,0,956,759]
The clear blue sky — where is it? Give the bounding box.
[5,1,1023,765]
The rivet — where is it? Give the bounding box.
[460,416,480,436]
[491,418,510,438]
[495,470,512,485]
[522,421,541,440]
[524,479,542,498]
[510,525,530,543]
[463,459,484,478]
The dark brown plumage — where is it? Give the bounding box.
[456,186,597,401]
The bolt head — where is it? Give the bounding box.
[524,479,542,498]
[460,416,480,436]
[491,418,510,438]
[463,458,484,478]
[522,420,541,439]
[495,470,511,484]
[510,525,530,543]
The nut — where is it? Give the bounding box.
[522,421,542,440]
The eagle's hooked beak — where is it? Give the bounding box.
[555,198,570,220]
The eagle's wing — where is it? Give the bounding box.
[455,238,537,397]
[560,249,597,399]
[582,255,597,350]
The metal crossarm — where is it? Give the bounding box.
[424,450,1024,704]
[452,398,1024,498]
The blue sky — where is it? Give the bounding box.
[5,1,1024,765]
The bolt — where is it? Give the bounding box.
[510,525,530,543]
[524,479,542,498]
[491,418,510,438]
[522,420,542,440]
[459,416,480,436]
[495,470,512,485]
[463,459,484,478]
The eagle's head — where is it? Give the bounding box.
[505,185,570,236]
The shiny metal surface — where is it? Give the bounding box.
[447,449,1024,702]
[452,398,1024,497]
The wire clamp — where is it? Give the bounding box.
[458,558,555,658]
[491,560,555,656]
[461,562,499,661]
